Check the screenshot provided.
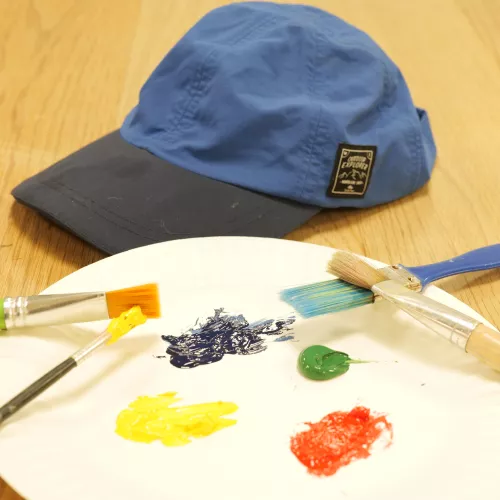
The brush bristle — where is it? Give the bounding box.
[105,283,161,319]
[327,251,387,290]
[280,279,374,319]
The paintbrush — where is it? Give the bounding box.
[280,244,500,318]
[327,250,500,372]
[0,306,147,425]
[0,283,160,330]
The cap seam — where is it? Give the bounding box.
[297,12,322,201]
[412,116,424,191]
[35,180,161,242]
[301,22,349,201]
[15,183,155,255]
[15,177,305,255]
[35,177,285,238]
[403,108,420,191]
[230,14,279,45]
[161,51,217,144]
[298,16,386,202]
[161,15,279,145]
[376,58,421,195]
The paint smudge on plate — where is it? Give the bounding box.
[160,308,295,368]
[298,345,370,381]
[274,335,295,343]
[290,406,393,476]
[115,392,238,446]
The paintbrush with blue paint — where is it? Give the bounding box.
[281,244,500,319]
[326,250,500,372]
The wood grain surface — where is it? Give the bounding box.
[1,0,500,498]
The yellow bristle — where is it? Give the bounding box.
[105,283,161,319]
[327,251,387,290]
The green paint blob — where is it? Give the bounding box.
[298,345,368,381]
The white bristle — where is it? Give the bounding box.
[327,251,387,290]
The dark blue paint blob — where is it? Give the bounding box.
[160,308,295,369]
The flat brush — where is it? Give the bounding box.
[0,306,147,426]
[280,244,500,318]
[328,250,500,372]
[0,283,160,330]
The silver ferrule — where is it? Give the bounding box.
[373,280,479,351]
[3,293,109,329]
[380,265,422,292]
[72,331,111,365]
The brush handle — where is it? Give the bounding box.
[465,324,500,372]
[403,244,500,289]
[0,358,76,425]
[374,280,500,371]
[1,293,108,330]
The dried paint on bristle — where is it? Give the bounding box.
[327,251,387,290]
[106,283,161,319]
[107,306,147,344]
[280,279,374,319]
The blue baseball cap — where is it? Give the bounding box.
[12,2,436,255]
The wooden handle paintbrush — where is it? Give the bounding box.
[0,306,148,426]
[327,250,500,372]
[280,244,500,319]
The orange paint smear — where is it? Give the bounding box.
[290,406,393,477]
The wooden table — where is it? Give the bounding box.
[1,0,500,498]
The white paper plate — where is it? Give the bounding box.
[1,237,499,500]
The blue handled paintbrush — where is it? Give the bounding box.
[280,244,500,319]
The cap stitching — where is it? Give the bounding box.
[40,177,279,238]
[413,117,424,190]
[162,15,279,145]
[298,18,388,203]
[161,52,217,143]
[297,17,321,201]
[304,109,331,199]
[40,180,160,240]
[21,177,297,253]
[230,15,278,46]
[380,60,423,192]
[411,126,421,190]
[301,25,340,201]
[23,180,159,254]
[369,55,421,196]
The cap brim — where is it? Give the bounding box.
[11,131,320,255]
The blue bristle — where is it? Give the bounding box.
[279,279,374,319]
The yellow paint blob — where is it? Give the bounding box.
[107,306,147,344]
[115,392,238,446]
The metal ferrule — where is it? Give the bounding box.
[373,280,479,351]
[3,293,109,329]
[72,331,111,365]
[380,265,422,291]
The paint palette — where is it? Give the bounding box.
[1,237,500,500]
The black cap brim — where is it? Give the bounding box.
[11,131,320,255]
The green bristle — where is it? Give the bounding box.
[279,279,374,319]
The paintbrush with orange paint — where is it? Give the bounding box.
[0,283,161,330]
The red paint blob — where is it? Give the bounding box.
[290,406,393,477]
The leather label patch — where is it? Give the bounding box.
[326,144,377,198]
